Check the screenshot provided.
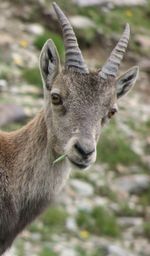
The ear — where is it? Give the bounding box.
[116,66,139,99]
[39,39,60,90]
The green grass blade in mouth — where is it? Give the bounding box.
[53,154,66,165]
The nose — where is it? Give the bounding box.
[74,141,95,159]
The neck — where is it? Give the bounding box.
[9,109,70,193]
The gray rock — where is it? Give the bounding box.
[74,0,146,7]
[0,104,26,127]
[0,80,8,92]
[118,217,143,228]
[26,23,44,36]
[112,0,146,6]
[74,0,107,6]
[70,179,94,196]
[66,217,78,232]
[140,59,150,73]
[69,15,97,45]
[0,33,14,46]
[135,35,150,49]
[114,175,150,194]
[107,244,135,256]
[60,248,77,256]
[70,16,96,29]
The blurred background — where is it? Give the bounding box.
[0,0,150,255]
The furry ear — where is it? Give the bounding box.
[39,39,60,90]
[116,66,139,99]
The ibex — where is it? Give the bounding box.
[0,2,139,255]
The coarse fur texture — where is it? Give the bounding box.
[0,3,139,255]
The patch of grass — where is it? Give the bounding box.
[15,240,25,256]
[77,210,94,233]
[127,118,150,136]
[72,171,95,186]
[77,206,120,237]
[40,247,58,256]
[22,67,41,88]
[40,206,67,233]
[139,187,150,207]
[143,222,150,239]
[96,122,140,169]
[28,222,42,233]
[97,185,117,202]
[34,31,64,61]
[76,246,107,256]
[118,203,138,217]
[145,119,150,128]
[92,206,120,237]
[29,207,67,240]
[92,248,107,256]
[0,70,9,80]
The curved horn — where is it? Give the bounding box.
[52,2,89,73]
[99,24,130,79]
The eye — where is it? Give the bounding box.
[108,108,117,118]
[51,93,62,105]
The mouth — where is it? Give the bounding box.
[68,158,90,169]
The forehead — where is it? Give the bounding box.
[54,71,116,105]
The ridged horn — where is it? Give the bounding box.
[99,24,130,79]
[52,2,89,73]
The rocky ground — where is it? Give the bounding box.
[0,1,150,256]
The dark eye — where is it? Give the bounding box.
[51,93,62,105]
[108,108,117,118]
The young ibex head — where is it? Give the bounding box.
[40,2,139,169]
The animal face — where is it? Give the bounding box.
[50,71,117,168]
[39,3,139,169]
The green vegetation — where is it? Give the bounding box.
[28,222,42,234]
[0,69,9,80]
[45,0,150,35]
[139,187,150,207]
[34,31,64,60]
[28,206,67,240]
[40,247,58,256]
[76,246,107,256]
[53,154,66,165]
[118,203,138,217]
[98,185,117,202]
[40,206,67,233]
[15,240,25,256]
[143,222,150,239]
[72,171,95,186]
[77,206,120,237]
[92,249,107,256]
[77,1,150,34]
[96,122,140,169]
[127,118,150,136]
[22,67,41,87]
[145,119,150,129]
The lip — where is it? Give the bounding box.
[68,158,89,169]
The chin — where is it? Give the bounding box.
[67,157,93,170]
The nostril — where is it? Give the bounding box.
[74,142,95,157]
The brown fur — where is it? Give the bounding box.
[0,110,70,254]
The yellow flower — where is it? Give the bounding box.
[13,55,23,66]
[125,10,133,17]
[19,39,29,48]
[79,230,90,239]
